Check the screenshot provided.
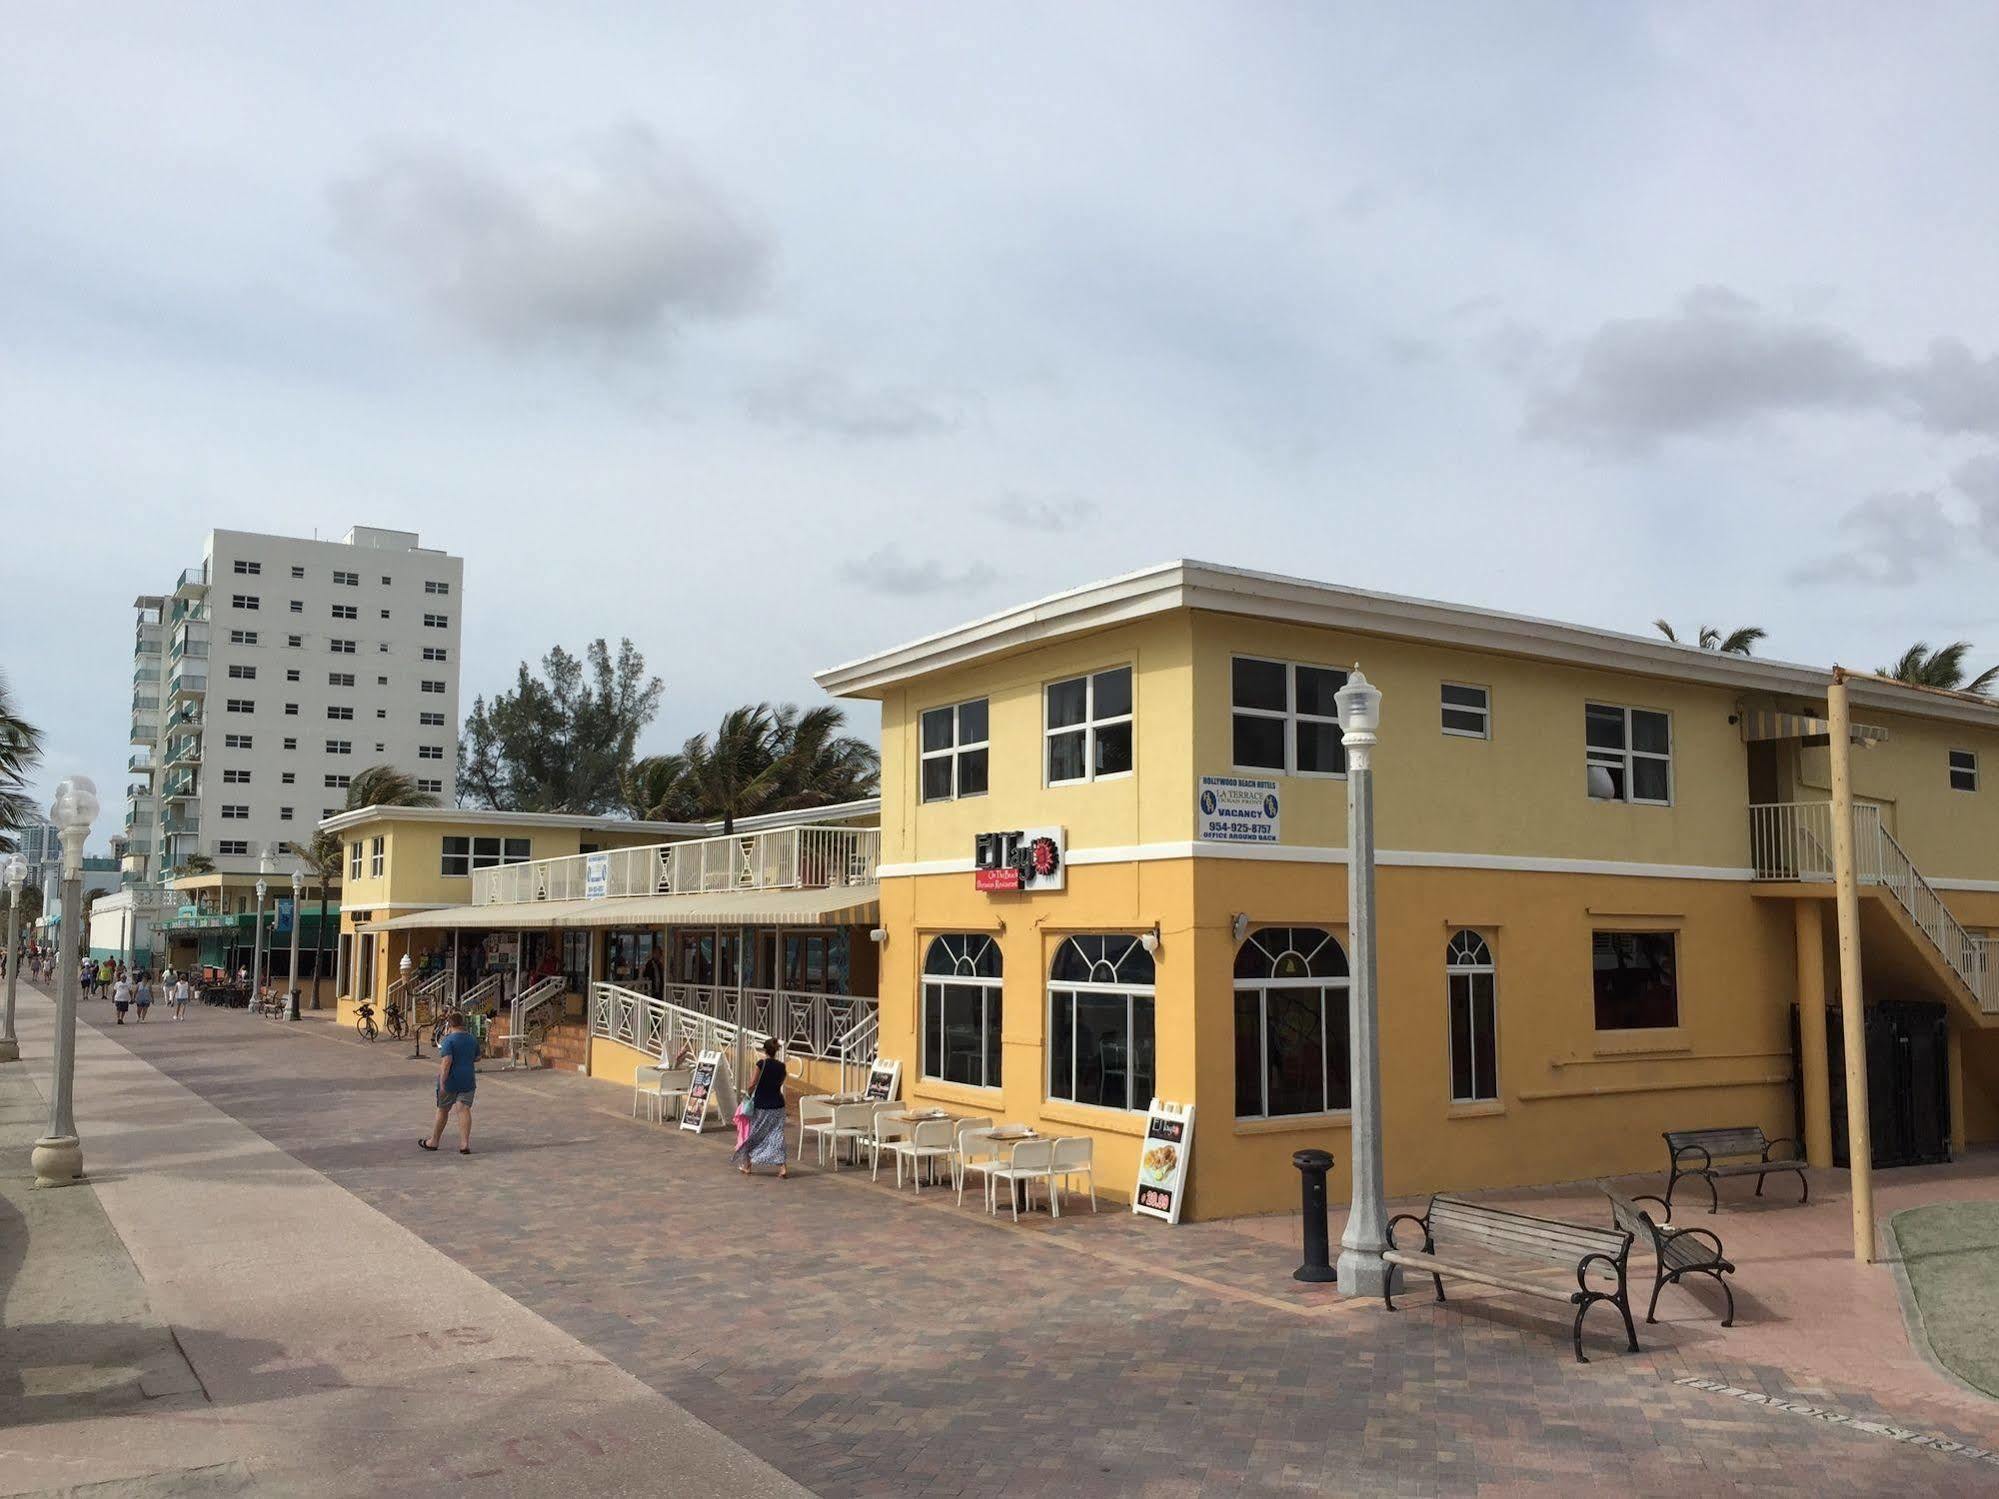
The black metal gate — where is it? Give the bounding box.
[1793,999,1951,1168]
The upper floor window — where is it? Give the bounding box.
[325,739,351,754]
[419,711,445,727]
[221,768,250,784]
[227,664,256,680]
[1446,931,1498,1104]
[440,835,531,876]
[225,698,254,714]
[220,803,249,820]
[1231,657,1346,776]
[425,580,450,595]
[332,570,359,586]
[1950,749,1978,792]
[921,934,1003,1089]
[369,836,384,877]
[416,777,443,795]
[327,704,354,720]
[1441,683,1490,740]
[920,699,989,801]
[289,600,303,614]
[290,565,305,579]
[423,612,449,629]
[330,638,356,654]
[1593,931,1678,1030]
[1585,703,1671,804]
[349,841,363,880]
[286,634,302,648]
[231,594,259,611]
[1047,934,1155,1111]
[325,773,351,790]
[224,733,252,750]
[232,559,260,575]
[329,671,355,687]
[229,629,258,646]
[1233,926,1350,1119]
[420,679,446,694]
[331,603,358,620]
[1046,666,1133,785]
[218,839,249,856]
[418,745,443,760]
[422,646,448,662]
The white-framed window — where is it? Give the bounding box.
[220,804,249,819]
[228,663,256,679]
[425,580,450,595]
[224,733,252,749]
[332,569,358,586]
[1045,666,1133,785]
[218,839,249,856]
[1233,927,1350,1119]
[325,739,351,755]
[1230,657,1347,776]
[416,777,443,794]
[369,836,384,877]
[1950,749,1978,792]
[441,836,530,877]
[1446,931,1498,1104]
[921,934,1003,1089]
[418,744,443,760]
[329,671,354,687]
[221,768,250,784]
[379,609,390,620]
[290,565,305,579]
[284,703,299,716]
[920,699,989,802]
[279,806,293,821]
[231,594,259,611]
[280,771,293,784]
[327,705,354,720]
[349,841,363,880]
[424,612,449,629]
[225,698,254,714]
[229,628,258,645]
[378,642,390,653]
[325,773,350,790]
[282,736,296,749]
[286,634,302,648]
[1441,682,1491,740]
[419,711,445,727]
[1047,934,1155,1111]
[330,638,355,654]
[232,559,260,575]
[285,669,300,682]
[331,603,357,620]
[1585,703,1671,804]
[422,646,448,662]
[420,679,446,694]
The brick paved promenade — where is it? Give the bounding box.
[69,1001,1999,1495]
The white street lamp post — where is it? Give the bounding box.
[1333,670,1389,1297]
[1,853,27,1063]
[251,851,271,1007]
[287,868,303,1021]
[33,775,98,1188]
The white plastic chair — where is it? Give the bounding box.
[1050,1136,1098,1214]
[632,1064,694,1124]
[890,1118,958,1191]
[827,1102,875,1170]
[955,1124,1003,1209]
[987,1139,1057,1222]
[797,1095,838,1164]
[868,1107,914,1181]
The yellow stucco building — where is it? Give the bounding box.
[815,560,1999,1220]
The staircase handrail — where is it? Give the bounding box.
[1872,822,1991,1009]
[504,974,570,1068]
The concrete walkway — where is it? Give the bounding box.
[0,985,811,1498]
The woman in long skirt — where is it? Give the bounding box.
[734,1036,789,1178]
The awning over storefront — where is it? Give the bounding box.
[358,883,880,934]
[1740,709,1889,745]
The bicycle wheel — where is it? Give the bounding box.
[359,1015,378,1042]
[431,1018,446,1051]
[386,1007,406,1040]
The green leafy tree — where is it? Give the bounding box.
[343,764,438,810]
[459,639,662,813]
[168,852,215,881]
[11,883,42,929]
[626,702,879,833]
[1879,641,1999,696]
[0,674,45,852]
[1653,621,1766,655]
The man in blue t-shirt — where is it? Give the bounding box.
[420,1011,479,1155]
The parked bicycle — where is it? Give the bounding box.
[356,1000,380,1041]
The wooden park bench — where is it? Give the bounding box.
[1663,1126,1806,1215]
[1383,1195,1639,1363]
[1603,1185,1736,1326]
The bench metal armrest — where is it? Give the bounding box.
[1663,1224,1726,1260]
[1630,1192,1672,1220]
[1670,1144,1712,1171]
[1575,1250,1625,1294]
[1385,1212,1432,1254]
[1761,1136,1803,1163]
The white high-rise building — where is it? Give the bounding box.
[126,526,464,886]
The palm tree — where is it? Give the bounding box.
[0,674,45,852]
[767,703,880,811]
[624,751,696,823]
[637,703,881,833]
[1878,641,1999,696]
[170,852,216,881]
[1653,621,1767,655]
[343,765,439,810]
[286,828,343,1009]
[678,704,786,834]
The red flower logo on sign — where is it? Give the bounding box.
[1030,837,1059,877]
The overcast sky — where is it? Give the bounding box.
[5,4,1999,845]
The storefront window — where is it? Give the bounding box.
[606,929,660,993]
[1047,935,1155,1111]
[560,929,590,994]
[1233,927,1349,1119]
[1592,931,1678,1029]
[922,934,1003,1089]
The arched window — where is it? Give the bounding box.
[1234,926,1350,1119]
[922,935,1003,1089]
[1047,935,1155,1111]
[1446,931,1498,1104]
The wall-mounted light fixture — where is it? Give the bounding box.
[1139,924,1161,957]
[869,928,889,945]
[1230,912,1250,943]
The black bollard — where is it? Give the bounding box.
[1292,1148,1337,1283]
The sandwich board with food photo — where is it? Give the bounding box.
[680,1049,724,1132]
[1132,1098,1194,1224]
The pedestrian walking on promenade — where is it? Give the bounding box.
[733,1036,789,1178]
[133,972,153,1022]
[420,1011,477,1155]
[172,972,191,1020]
[111,971,133,1024]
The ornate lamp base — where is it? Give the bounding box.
[31,1134,83,1188]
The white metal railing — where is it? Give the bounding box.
[505,974,569,1068]
[589,980,879,1068]
[458,971,510,1014]
[412,971,455,1024]
[1749,801,1997,1014]
[472,826,879,906]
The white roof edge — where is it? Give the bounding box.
[316,796,882,839]
[813,558,1999,728]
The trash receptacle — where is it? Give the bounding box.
[286,988,301,1022]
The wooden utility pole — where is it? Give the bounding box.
[1826,669,1876,1263]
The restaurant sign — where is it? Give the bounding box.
[680,1049,723,1133]
[972,826,1065,893]
[1132,1098,1195,1225]
[861,1058,902,1103]
[1197,775,1280,843]
[583,852,610,900]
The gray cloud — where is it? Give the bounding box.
[742,368,957,440]
[1793,451,1999,586]
[330,124,769,349]
[838,545,996,597]
[1528,287,1999,452]
[987,494,1099,533]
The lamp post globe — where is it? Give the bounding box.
[33,775,98,1187]
[1,853,27,1063]
[1331,670,1390,1298]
